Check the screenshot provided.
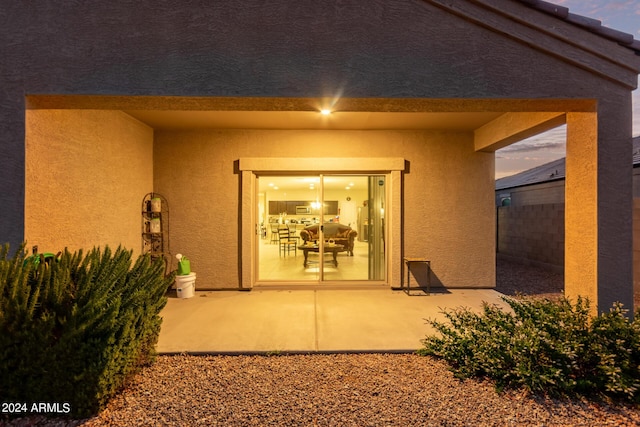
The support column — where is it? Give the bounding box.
[0,94,26,251]
[565,108,634,313]
[565,112,598,307]
[595,98,634,312]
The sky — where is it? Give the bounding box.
[494,0,640,179]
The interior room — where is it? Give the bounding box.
[257,175,383,282]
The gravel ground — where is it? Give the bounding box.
[495,258,564,300]
[5,354,639,427]
[496,257,640,310]
[3,259,640,426]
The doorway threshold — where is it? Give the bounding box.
[253,282,389,291]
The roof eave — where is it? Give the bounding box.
[496,176,566,191]
[426,0,640,89]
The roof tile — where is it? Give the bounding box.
[517,0,639,53]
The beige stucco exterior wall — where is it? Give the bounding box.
[0,0,636,312]
[634,198,640,310]
[154,129,495,290]
[25,110,154,257]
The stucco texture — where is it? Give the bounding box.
[154,129,494,289]
[25,110,153,257]
[1,0,639,307]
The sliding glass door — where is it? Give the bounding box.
[368,176,386,281]
[257,174,386,283]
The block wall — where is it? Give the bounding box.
[497,204,564,267]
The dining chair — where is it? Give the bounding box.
[278,227,297,257]
[270,223,280,244]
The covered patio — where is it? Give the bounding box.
[157,259,562,353]
[157,288,509,354]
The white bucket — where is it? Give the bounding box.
[175,272,196,298]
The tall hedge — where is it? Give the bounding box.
[0,244,174,418]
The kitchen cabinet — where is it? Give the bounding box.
[268,200,288,215]
[268,200,337,215]
[324,201,339,215]
[286,201,299,215]
[269,200,308,215]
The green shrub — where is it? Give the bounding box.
[418,296,640,401]
[0,244,174,418]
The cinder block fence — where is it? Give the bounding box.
[497,201,640,309]
[497,204,564,267]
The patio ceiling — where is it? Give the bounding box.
[27,95,591,141]
[123,110,504,131]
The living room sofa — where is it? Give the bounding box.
[299,223,358,256]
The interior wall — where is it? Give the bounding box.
[153,129,495,289]
[262,179,368,227]
[25,110,154,258]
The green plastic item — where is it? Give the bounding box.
[178,256,191,275]
[23,252,57,267]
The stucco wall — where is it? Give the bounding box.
[633,168,640,198]
[25,110,153,257]
[153,129,495,289]
[1,0,637,307]
[634,198,640,309]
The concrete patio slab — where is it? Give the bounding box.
[156,289,510,354]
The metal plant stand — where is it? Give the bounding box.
[142,192,170,274]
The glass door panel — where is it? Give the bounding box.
[257,174,386,283]
[322,175,367,281]
[368,176,385,280]
[257,175,320,281]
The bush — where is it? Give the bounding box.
[0,244,174,418]
[418,296,640,401]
